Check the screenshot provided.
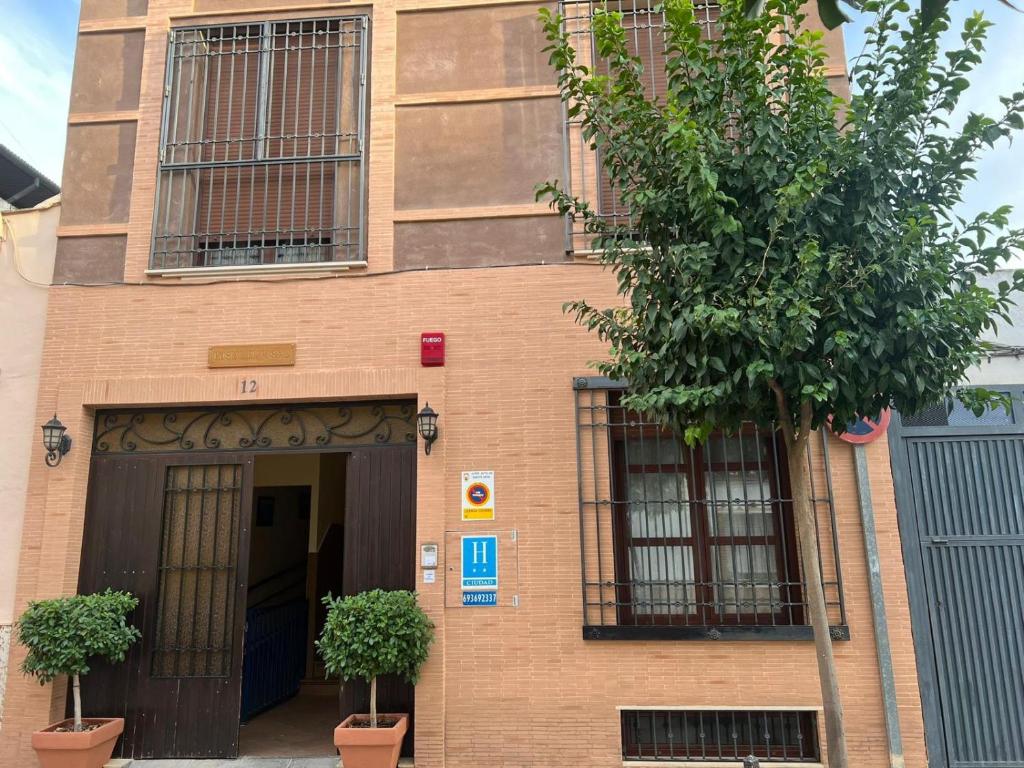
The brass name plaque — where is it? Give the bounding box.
[208,343,296,368]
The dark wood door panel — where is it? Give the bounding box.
[339,445,417,756]
[77,455,164,753]
[77,453,253,759]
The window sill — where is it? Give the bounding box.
[145,261,368,278]
[570,245,655,261]
[623,761,824,768]
[583,625,850,641]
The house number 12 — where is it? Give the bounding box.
[241,379,258,394]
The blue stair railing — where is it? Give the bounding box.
[241,596,308,722]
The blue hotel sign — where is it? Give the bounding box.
[462,591,497,607]
[461,535,498,591]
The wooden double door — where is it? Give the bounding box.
[76,446,416,759]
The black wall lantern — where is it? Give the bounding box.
[416,403,439,455]
[41,415,72,467]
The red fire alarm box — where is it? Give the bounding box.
[421,332,445,367]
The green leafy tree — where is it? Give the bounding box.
[742,0,1020,35]
[316,589,434,728]
[539,0,1023,765]
[18,590,141,732]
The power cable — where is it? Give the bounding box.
[0,210,51,288]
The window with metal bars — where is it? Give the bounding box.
[621,709,821,763]
[558,0,720,253]
[611,415,800,626]
[574,378,847,639]
[151,17,368,271]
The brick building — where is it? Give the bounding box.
[1,1,932,766]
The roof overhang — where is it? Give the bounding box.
[0,144,60,209]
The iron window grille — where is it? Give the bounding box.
[151,17,368,271]
[621,709,821,763]
[574,377,847,640]
[558,0,720,254]
[152,464,244,678]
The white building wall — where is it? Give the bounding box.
[965,269,1024,387]
[0,197,58,727]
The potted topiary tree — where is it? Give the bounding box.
[316,589,434,768]
[18,589,141,768]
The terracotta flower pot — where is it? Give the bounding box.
[334,713,408,768]
[31,718,124,768]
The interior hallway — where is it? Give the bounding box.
[239,685,340,758]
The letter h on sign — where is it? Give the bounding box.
[461,535,498,590]
[471,540,487,565]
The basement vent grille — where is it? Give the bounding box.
[621,709,821,763]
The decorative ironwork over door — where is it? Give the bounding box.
[77,453,254,759]
[93,401,415,454]
[890,387,1024,768]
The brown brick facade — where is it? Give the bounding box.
[2,270,929,767]
[0,0,927,766]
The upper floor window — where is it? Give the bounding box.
[559,0,720,254]
[151,18,368,272]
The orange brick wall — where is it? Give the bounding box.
[2,267,927,767]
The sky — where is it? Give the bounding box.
[0,0,1021,258]
[0,1,79,183]
[844,1,1024,266]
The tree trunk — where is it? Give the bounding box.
[72,674,83,732]
[370,676,377,728]
[785,428,849,768]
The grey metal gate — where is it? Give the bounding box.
[889,386,1024,768]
